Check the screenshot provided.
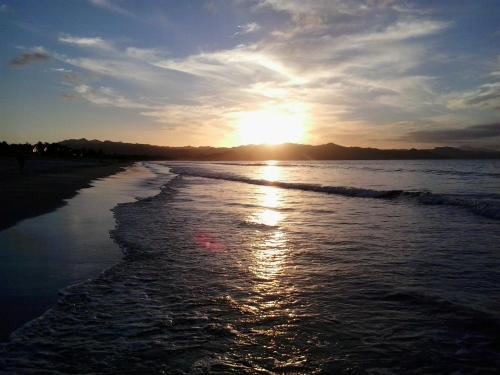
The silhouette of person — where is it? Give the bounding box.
[16,153,25,174]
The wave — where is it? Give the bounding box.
[170,166,500,220]
[327,164,500,177]
[210,162,305,167]
[416,193,500,220]
[210,162,500,178]
[226,202,295,212]
[417,169,500,178]
[384,289,500,332]
[237,220,279,230]
[142,162,173,176]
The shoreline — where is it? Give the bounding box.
[0,161,161,341]
[0,157,131,231]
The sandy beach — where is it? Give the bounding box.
[0,157,131,231]
[0,160,162,340]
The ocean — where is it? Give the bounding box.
[0,163,162,340]
[1,160,499,374]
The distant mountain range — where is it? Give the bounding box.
[59,139,500,160]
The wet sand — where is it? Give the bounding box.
[0,157,130,231]
[0,161,160,341]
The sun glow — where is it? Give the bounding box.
[261,162,280,181]
[235,106,307,145]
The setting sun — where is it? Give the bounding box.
[235,106,307,145]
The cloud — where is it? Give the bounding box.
[254,0,377,17]
[447,82,500,111]
[253,0,429,18]
[141,104,233,130]
[8,49,50,68]
[152,45,303,85]
[342,20,449,45]
[124,47,168,61]
[235,22,261,35]
[51,67,72,73]
[60,55,175,84]
[88,0,135,18]
[0,4,8,12]
[58,34,113,50]
[56,67,158,110]
[405,123,500,142]
[62,73,82,85]
[48,8,449,145]
[52,35,174,84]
[40,1,488,147]
[63,82,156,109]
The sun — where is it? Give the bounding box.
[234,106,307,145]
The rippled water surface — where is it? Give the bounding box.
[0,162,162,340]
[1,160,499,374]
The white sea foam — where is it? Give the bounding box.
[170,165,500,220]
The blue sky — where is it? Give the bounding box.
[1,0,499,148]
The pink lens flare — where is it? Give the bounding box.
[194,232,226,253]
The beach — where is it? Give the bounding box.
[0,157,131,231]
[1,160,499,373]
[0,160,164,340]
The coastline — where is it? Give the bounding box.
[0,157,131,231]
[1,160,499,373]
[0,160,162,341]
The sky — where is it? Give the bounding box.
[1,0,499,149]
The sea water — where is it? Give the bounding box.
[0,162,164,340]
[1,160,499,373]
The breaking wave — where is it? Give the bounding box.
[210,162,500,178]
[170,166,500,220]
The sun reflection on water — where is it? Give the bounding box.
[229,164,303,367]
[261,184,280,207]
[245,176,297,359]
[261,161,280,182]
[251,230,287,280]
[249,164,289,284]
[251,186,283,226]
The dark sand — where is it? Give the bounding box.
[0,157,132,340]
[0,157,131,231]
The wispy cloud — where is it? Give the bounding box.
[340,20,449,45]
[447,82,500,111]
[59,56,157,82]
[88,0,135,18]
[51,67,72,73]
[58,34,113,50]
[235,22,261,35]
[141,104,234,130]
[63,81,156,109]
[404,123,500,142]
[124,46,168,61]
[8,48,50,68]
[88,0,157,25]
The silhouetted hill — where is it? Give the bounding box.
[58,139,500,160]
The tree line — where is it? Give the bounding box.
[0,141,132,159]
